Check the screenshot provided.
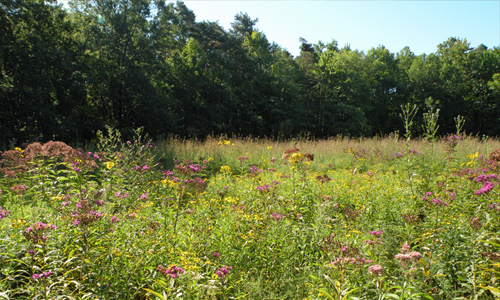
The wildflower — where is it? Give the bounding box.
[368,264,384,277]
[157,265,185,278]
[475,182,494,195]
[431,198,448,207]
[408,251,422,260]
[401,244,410,254]
[142,165,150,171]
[106,161,115,169]
[271,212,284,220]
[110,216,120,223]
[213,252,220,258]
[10,184,28,194]
[395,253,412,262]
[42,271,52,278]
[216,265,232,278]
[140,192,149,200]
[370,230,383,237]
[257,184,271,194]
[469,217,482,231]
[32,274,42,280]
[220,165,231,173]
[0,207,11,219]
[489,203,499,210]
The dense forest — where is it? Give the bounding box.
[1,0,500,146]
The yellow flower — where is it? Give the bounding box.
[14,147,23,153]
[267,145,273,150]
[467,152,479,159]
[220,165,231,173]
[106,161,115,169]
[218,140,232,146]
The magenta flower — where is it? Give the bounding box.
[216,265,232,278]
[0,206,11,219]
[213,252,220,258]
[475,182,495,195]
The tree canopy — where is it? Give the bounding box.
[1,0,500,147]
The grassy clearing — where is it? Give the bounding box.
[1,130,500,299]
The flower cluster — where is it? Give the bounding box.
[216,265,232,278]
[32,271,52,280]
[368,264,384,277]
[67,195,105,227]
[71,161,82,173]
[175,162,204,176]
[490,203,499,210]
[423,192,448,207]
[475,181,495,195]
[282,146,314,165]
[257,184,271,194]
[23,222,57,244]
[271,212,284,220]
[180,177,206,193]
[0,206,11,219]
[157,265,185,279]
[394,244,422,268]
[366,230,384,246]
[469,217,482,231]
[131,165,150,171]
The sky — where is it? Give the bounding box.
[58,1,500,57]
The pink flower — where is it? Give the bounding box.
[409,251,422,260]
[368,264,383,276]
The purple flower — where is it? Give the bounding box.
[370,229,383,237]
[110,216,120,223]
[475,182,495,195]
[0,206,10,219]
[142,165,150,171]
[213,252,220,258]
[216,265,232,278]
[140,193,149,200]
[42,271,52,278]
[32,274,42,280]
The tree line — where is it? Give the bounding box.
[1,0,500,147]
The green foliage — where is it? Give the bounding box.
[1,133,500,299]
[1,1,500,147]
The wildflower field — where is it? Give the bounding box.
[1,128,500,299]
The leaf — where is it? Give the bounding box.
[315,288,335,300]
[481,286,500,297]
[423,269,430,276]
[143,288,166,299]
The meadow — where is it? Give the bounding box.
[1,127,500,299]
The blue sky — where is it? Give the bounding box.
[59,1,500,57]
